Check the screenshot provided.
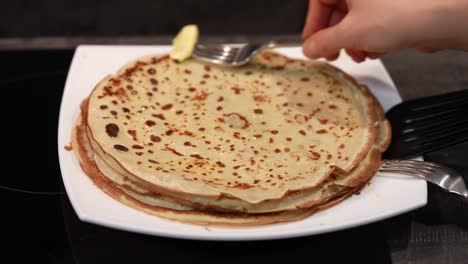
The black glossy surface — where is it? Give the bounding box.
[385,89,468,159]
[0,0,306,37]
[0,49,466,264]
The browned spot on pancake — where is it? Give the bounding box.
[109,78,121,86]
[216,106,223,111]
[190,154,204,160]
[192,91,210,101]
[132,144,144,149]
[224,113,250,129]
[300,77,310,82]
[152,114,165,120]
[217,96,224,102]
[145,120,156,127]
[165,130,174,136]
[253,108,263,114]
[110,110,117,115]
[299,130,306,136]
[176,110,183,115]
[150,78,158,85]
[204,65,211,72]
[271,130,278,135]
[233,183,252,189]
[253,134,262,138]
[216,161,226,168]
[126,61,149,76]
[163,146,184,156]
[183,131,194,137]
[114,144,129,152]
[272,66,285,71]
[329,104,337,109]
[128,130,137,140]
[105,123,119,137]
[122,107,130,113]
[150,135,161,142]
[318,119,328,124]
[286,137,292,141]
[162,104,173,110]
[231,87,244,94]
[316,129,327,134]
[203,74,210,79]
[147,68,156,75]
[309,151,321,160]
[253,95,270,102]
[100,105,108,110]
[274,149,281,153]
[339,144,345,149]
[307,92,313,97]
[184,69,192,74]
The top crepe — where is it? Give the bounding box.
[86,51,378,204]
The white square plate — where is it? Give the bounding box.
[58,45,427,241]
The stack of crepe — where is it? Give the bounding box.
[72,51,391,225]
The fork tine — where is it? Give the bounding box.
[380,164,437,175]
[380,167,436,176]
[384,160,443,169]
[381,161,435,170]
[381,160,445,172]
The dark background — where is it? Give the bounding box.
[0,0,307,38]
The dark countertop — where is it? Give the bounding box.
[1,36,467,264]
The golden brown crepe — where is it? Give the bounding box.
[71,51,390,225]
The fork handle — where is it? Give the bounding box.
[267,35,304,48]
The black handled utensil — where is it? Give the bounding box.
[384,89,468,159]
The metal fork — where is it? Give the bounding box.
[379,160,468,200]
[192,39,302,66]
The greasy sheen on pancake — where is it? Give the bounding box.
[71,51,391,225]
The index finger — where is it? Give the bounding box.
[302,0,334,39]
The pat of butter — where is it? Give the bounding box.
[170,25,199,62]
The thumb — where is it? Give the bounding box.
[302,23,355,59]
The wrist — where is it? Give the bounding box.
[418,0,468,51]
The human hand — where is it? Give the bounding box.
[302,0,468,62]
